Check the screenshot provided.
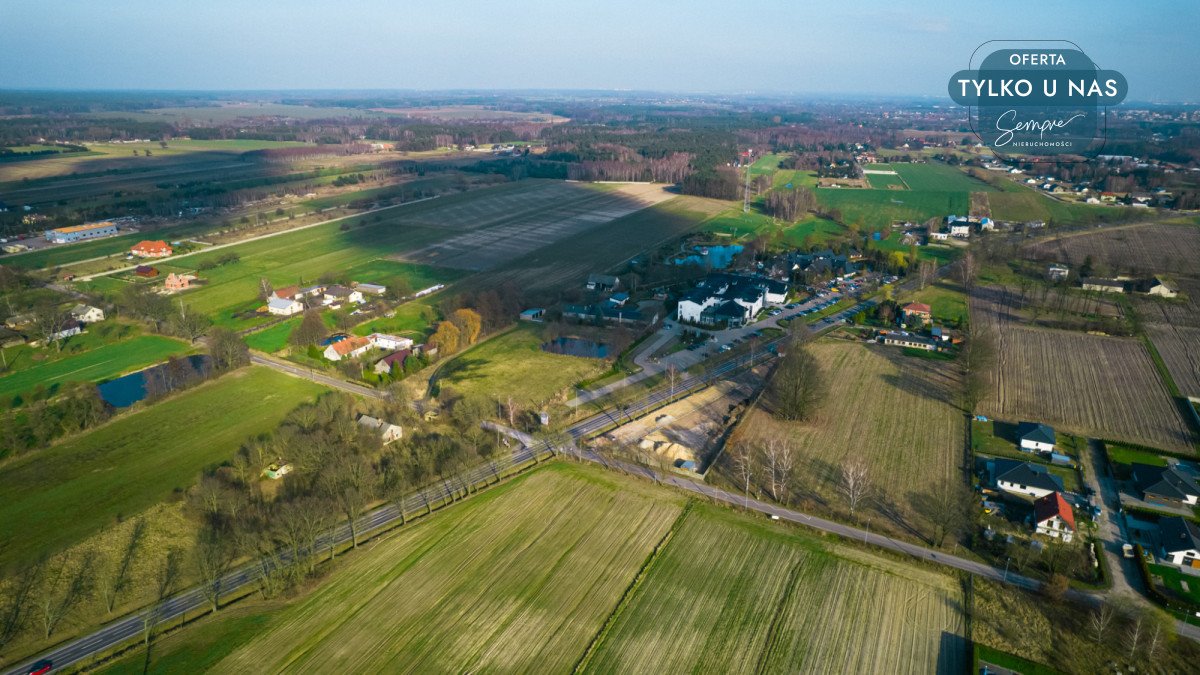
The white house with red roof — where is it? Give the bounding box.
[1033,492,1076,543]
[131,240,173,258]
[323,335,373,361]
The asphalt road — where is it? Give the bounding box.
[249,353,385,400]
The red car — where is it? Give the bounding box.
[27,660,53,675]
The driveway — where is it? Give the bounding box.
[1083,439,1145,598]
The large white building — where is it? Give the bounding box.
[675,273,787,327]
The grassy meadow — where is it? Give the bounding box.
[0,333,191,405]
[0,367,326,568]
[435,324,610,407]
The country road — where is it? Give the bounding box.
[249,352,385,400]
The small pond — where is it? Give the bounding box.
[98,354,211,407]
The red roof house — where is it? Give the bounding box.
[131,240,173,258]
[1033,492,1076,542]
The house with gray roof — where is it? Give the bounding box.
[993,459,1064,498]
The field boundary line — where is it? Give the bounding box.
[571,500,693,674]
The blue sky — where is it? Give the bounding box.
[1,0,1196,100]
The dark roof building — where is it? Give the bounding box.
[1158,516,1200,559]
[1017,422,1056,449]
[994,459,1064,494]
[1132,464,1200,506]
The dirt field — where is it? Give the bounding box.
[395,182,673,270]
[972,290,1195,453]
[736,339,965,540]
[1022,222,1200,277]
[1135,279,1200,397]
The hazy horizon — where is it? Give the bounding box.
[2,0,1198,102]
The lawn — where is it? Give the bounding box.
[816,188,968,230]
[865,172,908,190]
[1105,442,1169,468]
[0,367,327,568]
[701,207,846,250]
[243,319,299,353]
[217,463,684,673]
[587,503,967,674]
[350,301,437,339]
[736,340,965,541]
[0,334,191,405]
[903,281,969,326]
[435,324,610,407]
[1149,563,1200,605]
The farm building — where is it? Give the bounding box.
[131,240,173,258]
[368,333,413,351]
[299,284,326,298]
[1132,463,1200,507]
[607,292,630,307]
[48,319,84,342]
[901,302,932,325]
[357,414,403,444]
[1081,277,1125,293]
[1158,517,1200,568]
[323,285,363,305]
[1033,492,1076,543]
[373,349,412,375]
[355,282,387,295]
[323,335,373,361]
[134,265,160,278]
[413,284,445,298]
[1131,276,1178,298]
[563,303,645,325]
[44,221,117,243]
[993,459,1064,498]
[586,274,620,292]
[164,273,193,292]
[264,463,292,480]
[881,333,938,351]
[519,308,546,322]
[1018,422,1056,453]
[69,304,105,323]
[267,297,303,316]
[1046,264,1069,281]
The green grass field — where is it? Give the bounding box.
[243,319,299,353]
[217,463,684,673]
[865,172,907,190]
[890,163,995,193]
[0,334,191,404]
[817,189,967,229]
[904,281,969,326]
[436,324,609,407]
[351,301,437,339]
[0,367,326,568]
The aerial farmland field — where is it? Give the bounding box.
[972,289,1195,453]
[217,464,685,674]
[735,339,964,539]
[211,462,965,674]
[815,188,967,229]
[1022,222,1200,276]
[586,504,966,674]
[889,163,995,192]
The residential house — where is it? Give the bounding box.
[901,302,932,325]
[356,414,403,444]
[1158,517,1200,568]
[299,284,326,298]
[586,274,620,292]
[355,282,387,296]
[368,333,413,351]
[272,285,302,301]
[267,296,303,316]
[1018,422,1056,453]
[323,335,373,361]
[69,304,104,323]
[373,349,412,375]
[993,459,1064,498]
[1081,277,1125,293]
[134,265,159,278]
[164,272,193,292]
[789,250,859,278]
[1046,264,1069,282]
[130,240,173,258]
[1132,464,1200,507]
[929,231,950,242]
[607,292,630,307]
[1033,492,1076,543]
[48,319,84,342]
[949,223,971,238]
[323,284,363,305]
[882,332,938,351]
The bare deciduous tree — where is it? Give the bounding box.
[1089,601,1117,644]
[35,552,96,639]
[322,455,376,549]
[838,455,871,516]
[0,559,43,651]
[731,445,755,508]
[766,340,827,422]
[193,529,233,613]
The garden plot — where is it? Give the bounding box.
[1022,222,1200,277]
